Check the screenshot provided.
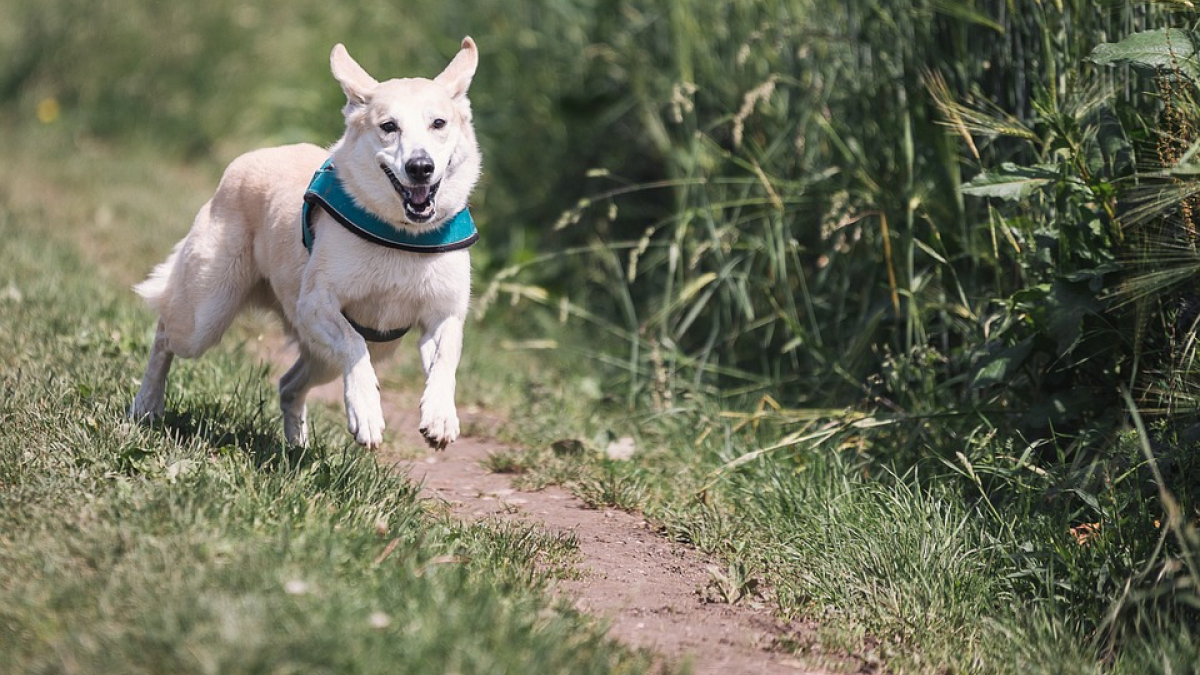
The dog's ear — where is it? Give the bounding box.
[330,44,379,112]
[434,37,478,100]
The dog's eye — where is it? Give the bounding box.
[379,121,398,134]
[431,118,447,130]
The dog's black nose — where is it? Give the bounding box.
[405,154,435,183]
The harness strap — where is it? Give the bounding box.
[342,312,410,343]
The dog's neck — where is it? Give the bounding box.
[301,159,478,254]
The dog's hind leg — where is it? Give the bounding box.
[131,196,260,424]
[279,351,338,446]
[138,194,264,359]
[129,319,175,421]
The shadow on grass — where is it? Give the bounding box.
[159,407,320,470]
[127,369,417,505]
[152,374,322,470]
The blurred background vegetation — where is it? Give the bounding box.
[5,0,1200,670]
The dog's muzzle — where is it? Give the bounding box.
[381,164,440,223]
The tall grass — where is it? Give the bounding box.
[465,1,1164,421]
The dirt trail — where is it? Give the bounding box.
[260,342,843,675]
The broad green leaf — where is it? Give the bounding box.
[971,338,1034,388]
[961,163,1058,200]
[1042,280,1100,354]
[1089,28,1200,79]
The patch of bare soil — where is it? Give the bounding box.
[257,339,852,675]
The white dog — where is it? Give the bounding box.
[129,38,482,450]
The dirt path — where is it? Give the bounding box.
[258,341,845,675]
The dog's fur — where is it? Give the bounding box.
[129,38,482,450]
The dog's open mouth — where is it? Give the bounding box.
[381,164,440,223]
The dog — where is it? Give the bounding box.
[129,38,482,450]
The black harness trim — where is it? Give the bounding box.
[342,311,410,343]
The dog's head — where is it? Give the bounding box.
[329,38,481,231]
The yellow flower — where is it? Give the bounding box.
[36,98,60,124]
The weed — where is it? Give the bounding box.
[482,449,534,475]
[575,463,649,512]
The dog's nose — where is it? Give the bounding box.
[405,154,435,183]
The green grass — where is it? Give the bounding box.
[0,130,662,675]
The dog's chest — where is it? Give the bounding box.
[317,227,470,330]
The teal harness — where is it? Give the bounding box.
[301,159,478,342]
[302,159,478,254]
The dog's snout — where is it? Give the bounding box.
[405,154,435,183]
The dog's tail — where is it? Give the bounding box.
[133,239,183,313]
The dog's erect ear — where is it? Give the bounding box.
[434,37,478,100]
[330,44,379,111]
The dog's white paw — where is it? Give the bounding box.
[419,398,459,450]
[128,394,164,423]
[344,370,385,449]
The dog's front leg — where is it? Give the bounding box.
[418,315,464,449]
[296,290,385,449]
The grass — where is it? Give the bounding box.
[481,449,534,475]
[0,126,663,675]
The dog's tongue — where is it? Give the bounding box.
[408,185,431,205]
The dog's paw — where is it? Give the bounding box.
[344,372,385,449]
[127,397,164,424]
[346,394,385,448]
[419,399,459,450]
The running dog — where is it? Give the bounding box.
[129,38,482,450]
